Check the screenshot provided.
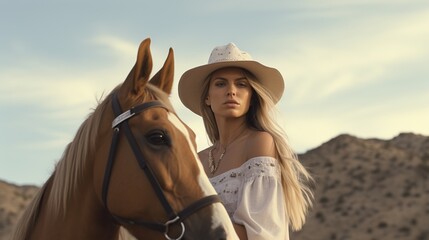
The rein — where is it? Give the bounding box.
[101,93,221,240]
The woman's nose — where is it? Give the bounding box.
[226,85,236,96]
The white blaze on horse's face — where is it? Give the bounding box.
[167,113,239,239]
[166,113,215,195]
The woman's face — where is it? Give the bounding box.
[206,67,253,119]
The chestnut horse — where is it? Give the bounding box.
[12,39,238,240]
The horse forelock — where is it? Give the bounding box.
[145,83,174,111]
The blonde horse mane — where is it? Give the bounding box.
[12,83,172,240]
[12,176,51,240]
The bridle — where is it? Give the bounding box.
[101,93,221,240]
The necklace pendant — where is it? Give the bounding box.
[208,145,226,175]
[209,164,216,174]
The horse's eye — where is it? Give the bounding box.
[146,130,170,146]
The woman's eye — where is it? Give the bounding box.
[236,81,248,87]
[215,82,225,87]
[146,130,170,146]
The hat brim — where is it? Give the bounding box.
[178,60,284,116]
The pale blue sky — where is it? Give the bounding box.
[1,0,428,186]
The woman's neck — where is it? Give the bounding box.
[216,117,249,149]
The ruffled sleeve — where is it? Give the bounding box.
[232,157,289,240]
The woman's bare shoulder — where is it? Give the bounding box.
[245,131,276,159]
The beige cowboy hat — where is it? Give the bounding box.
[178,43,285,115]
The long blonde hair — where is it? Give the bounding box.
[199,68,313,231]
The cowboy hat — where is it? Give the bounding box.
[178,43,284,115]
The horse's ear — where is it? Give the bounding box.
[120,38,153,97]
[150,47,174,95]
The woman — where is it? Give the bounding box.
[178,43,313,239]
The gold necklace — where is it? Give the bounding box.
[208,145,226,175]
[208,128,248,175]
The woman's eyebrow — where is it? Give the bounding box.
[213,76,247,81]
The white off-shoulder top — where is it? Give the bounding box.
[209,156,288,240]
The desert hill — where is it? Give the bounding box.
[292,132,429,240]
[0,180,38,239]
[1,132,428,239]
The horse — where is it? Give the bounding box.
[12,38,238,240]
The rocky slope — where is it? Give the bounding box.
[1,132,428,239]
[292,132,429,240]
[0,180,38,239]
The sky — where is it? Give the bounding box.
[1,0,428,186]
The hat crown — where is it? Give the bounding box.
[208,43,253,64]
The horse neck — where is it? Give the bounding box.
[30,173,121,240]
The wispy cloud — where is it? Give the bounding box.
[89,35,137,58]
[279,8,429,104]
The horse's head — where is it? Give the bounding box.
[93,39,238,240]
